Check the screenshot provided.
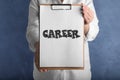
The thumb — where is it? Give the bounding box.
[81,3,83,7]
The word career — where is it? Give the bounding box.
[42,29,81,39]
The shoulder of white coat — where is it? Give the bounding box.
[85,0,93,5]
[70,0,85,4]
[37,0,49,4]
[34,0,39,4]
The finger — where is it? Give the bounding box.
[39,69,44,72]
[86,10,94,18]
[83,10,91,19]
[85,11,93,22]
[83,6,92,18]
[40,69,45,72]
[84,16,89,24]
[81,3,83,14]
[83,4,90,11]
[82,7,91,22]
[44,69,48,72]
[83,8,93,22]
[85,12,92,20]
[81,4,89,15]
[81,3,83,7]
[39,69,48,72]
[83,5,94,18]
[84,13,91,24]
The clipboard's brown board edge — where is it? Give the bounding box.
[36,4,84,70]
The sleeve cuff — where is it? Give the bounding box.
[84,22,99,42]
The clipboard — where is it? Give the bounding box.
[35,4,85,70]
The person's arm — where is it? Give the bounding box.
[82,0,99,41]
[26,0,39,52]
[26,0,48,72]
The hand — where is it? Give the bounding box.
[81,3,94,24]
[81,3,94,35]
[34,42,48,72]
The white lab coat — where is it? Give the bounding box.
[26,0,99,80]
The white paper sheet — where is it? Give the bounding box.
[39,4,84,68]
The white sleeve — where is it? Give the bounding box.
[26,0,39,52]
[85,0,99,41]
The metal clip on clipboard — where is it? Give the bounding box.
[51,4,71,10]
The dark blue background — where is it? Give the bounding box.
[0,0,120,80]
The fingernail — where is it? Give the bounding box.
[44,69,46,72]
[81,3,83,6]
[81,8,83,11]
